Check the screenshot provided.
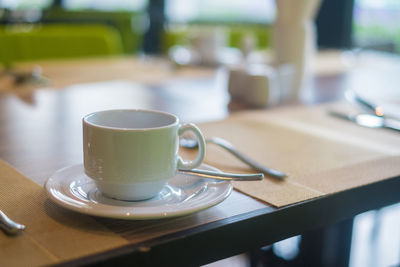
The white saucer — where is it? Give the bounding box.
[45,164,232,220]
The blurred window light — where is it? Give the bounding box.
[272,235,302,261]
[0,0,52,10]
[353,0,400,53]
[166,0,276,24]
[62,0,147,11]
[349,202,400,267]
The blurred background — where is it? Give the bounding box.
[1,0,399,64]
[1,1,399,266]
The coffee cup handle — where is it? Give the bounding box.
[177,123,206,170]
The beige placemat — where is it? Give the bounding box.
[182,102,400,207]
[0,159,128,267]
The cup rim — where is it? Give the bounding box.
[83,109,179,131]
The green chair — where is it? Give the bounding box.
[0,24,124,65]
[41,9,145,54]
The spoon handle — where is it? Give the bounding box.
[0,210,25,235]
[208,137,288,179]
[383,118,400,132]
[179,169,264,181]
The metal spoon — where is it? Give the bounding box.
[0,210,25,235]
[180,137,287,179]
[328,110,400,132]
[179,168,263,181]
[345,90,380,115]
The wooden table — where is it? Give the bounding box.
[1,51,400,266]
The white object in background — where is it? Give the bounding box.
[241,34,256,62]
[246,64,279,106]
[227,64,249,102]
[274,0,322,99]
[226,64,279,108]
[277,64,296,101]
[191,26,227,65]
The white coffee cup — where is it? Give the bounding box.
[82,109,206,201]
